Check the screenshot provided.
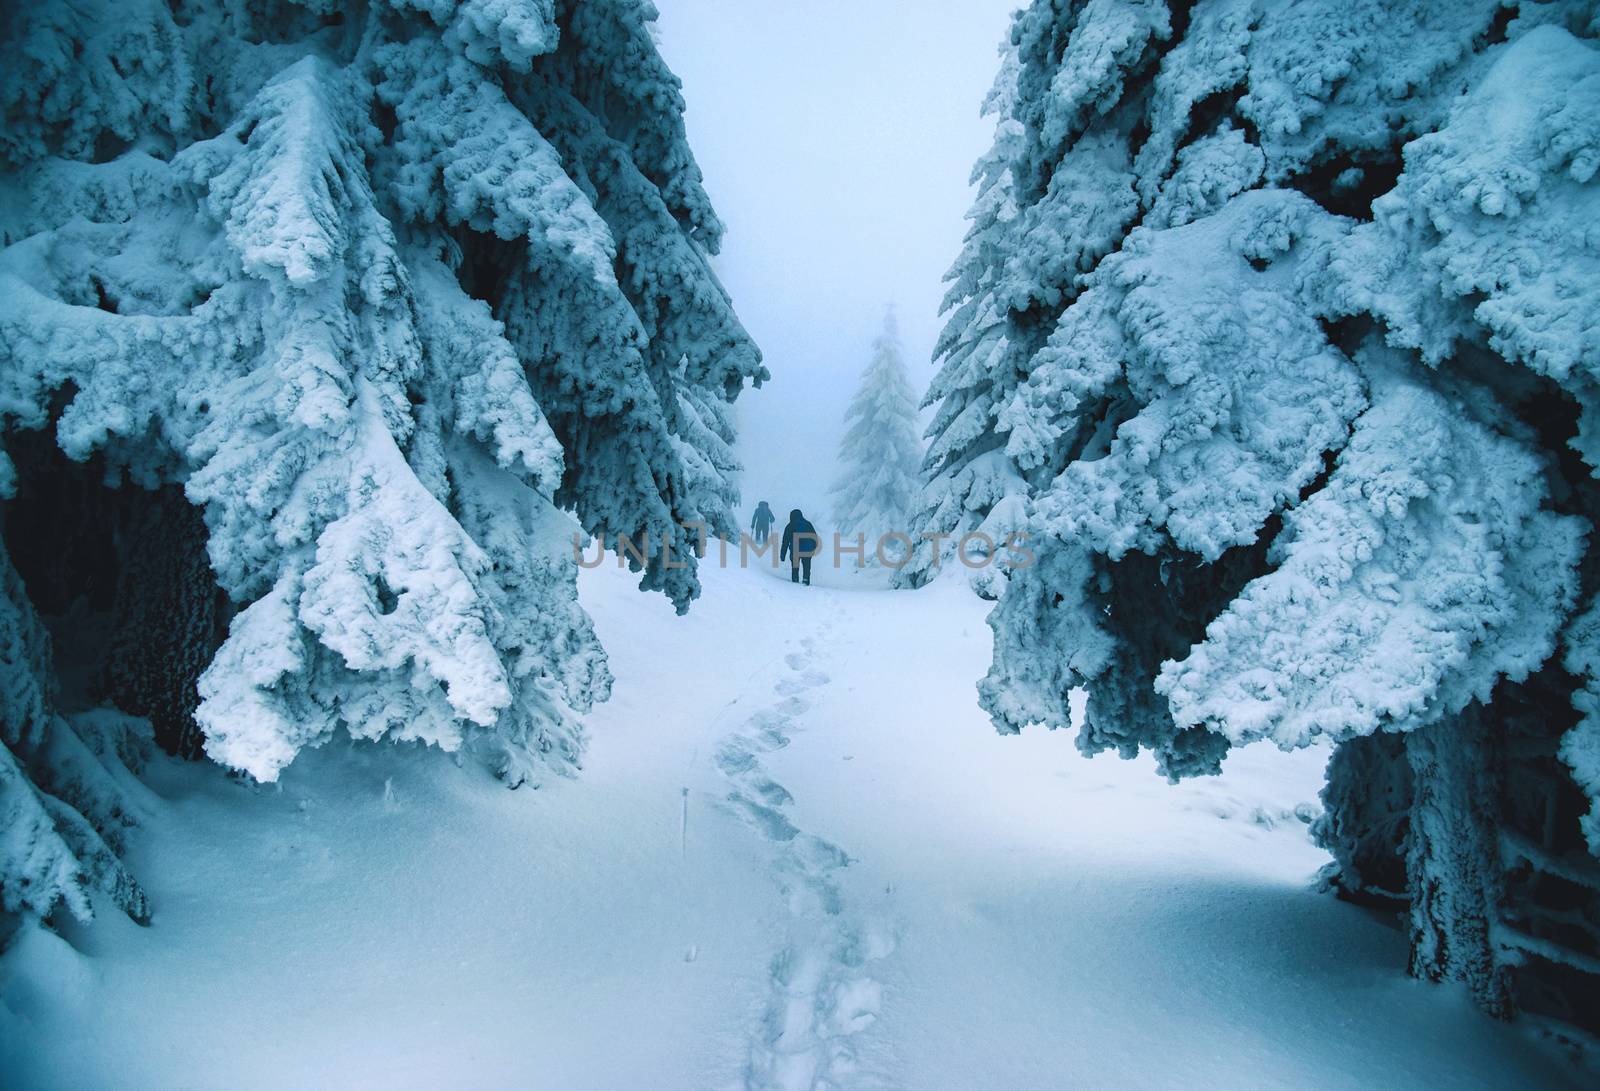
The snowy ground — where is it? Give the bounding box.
[1,558,1585,1089]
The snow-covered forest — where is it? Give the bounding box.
[2,0,1598,1087]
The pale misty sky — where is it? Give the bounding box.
[656,0,1020,529]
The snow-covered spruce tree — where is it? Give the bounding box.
[0,0,762,931]
[946,0,1600,1039]
[898,25,1030,592]
[831,307,924,556]
[2,528,152,929]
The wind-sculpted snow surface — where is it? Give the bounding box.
[0,0,761,926]
[935,0,1600,1042]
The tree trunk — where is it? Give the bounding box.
[1405,708,1513,1016]
[1314,731,1412,910]
[96,487,219,760]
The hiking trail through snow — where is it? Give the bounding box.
[714,616,900,1091]
[3,561,1585,1091]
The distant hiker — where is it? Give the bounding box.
[751,500,774,545]
[781,508,819,586]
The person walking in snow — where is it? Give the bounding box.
[780,508,819,586]
[751,500,775,546]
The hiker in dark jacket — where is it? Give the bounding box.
[750,501,775,545]
[780,509,819,586]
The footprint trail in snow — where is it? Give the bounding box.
[715,627,898,1091]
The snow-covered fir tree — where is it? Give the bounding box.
[935,0,1600,1039]
[898,25,1029,592]
[0,0,762,932]
[831,308,923,555]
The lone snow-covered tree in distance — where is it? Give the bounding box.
[831,307,923,560]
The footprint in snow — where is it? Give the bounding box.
[775,696,810,717]
[755,725,791,752]
[744,711,793,750]
[825,977,882,1036]
[774,866,845,917]
[774,671,828,696]
[729,793,800,842]
[747,778,794,808]
[841,921,898,965]
[748,708,791,731]
[716,739,759,776]
[791,834,851,875]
